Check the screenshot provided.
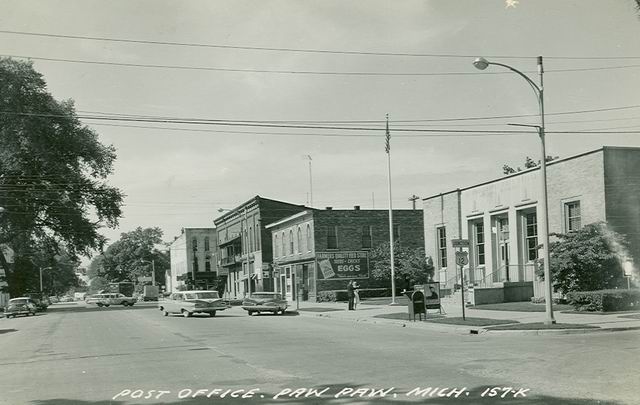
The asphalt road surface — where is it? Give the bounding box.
[0,304,637,405]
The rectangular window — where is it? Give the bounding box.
[205,260,211,272]
[525,213,538,261]
[361,225,372,249]
[327,226,337,249]
[437,227,447,268]
[474,222,485,266]
[565,201,581,232]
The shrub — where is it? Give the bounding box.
[316,288,391,302]
[530,296,545,304]
[566,289,640,312]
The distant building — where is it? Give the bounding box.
[167,228,219,292]
[266,206,425,302]
[213,196,308,299]
[423,146,640,304]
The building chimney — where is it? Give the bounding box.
[354,205,360,210]
[325,206,333,210]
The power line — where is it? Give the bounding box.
[3,54,640,76]
[2,30,640,61]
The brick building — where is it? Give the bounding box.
[423,146,640,304]
[167,227,220,292]
[266,207,425,302]
[213,196,308,299]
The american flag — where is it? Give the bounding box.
[385,115,390,153]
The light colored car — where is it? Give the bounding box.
[242,292,288,315]
[159,290,227,318]
[85,293,135,307]
[4,297,38,318]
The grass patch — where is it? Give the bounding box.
[373,312,445,321]
[486,322,600,331]
[298,307,344,313]
[427,317,518,326]
[469,302,573,312]
[618,313,640,320]
[361,297,410,306]
[560,309,640,315]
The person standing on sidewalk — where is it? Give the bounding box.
[347,280,355,310]
[353,281,360,310]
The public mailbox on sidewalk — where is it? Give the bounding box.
[405,290,426,321]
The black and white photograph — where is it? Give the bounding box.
[1,1,640,404]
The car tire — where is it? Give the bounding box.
[97,303,103,307]
[182,310,191,318]
[104,304,110,307]
[247,310,254,316]
[163,310,169,317]
[209,311,216,317]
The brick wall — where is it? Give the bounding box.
[423,191,460,285]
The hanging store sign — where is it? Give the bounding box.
[316,251,369,280]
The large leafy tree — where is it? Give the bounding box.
[89,227,168,285]
[370,242,435,290]
[538,222,631,294]
[0,57,123,273]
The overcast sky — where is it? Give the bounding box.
[1,0,640,260]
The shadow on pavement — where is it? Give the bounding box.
[0,328,18,334]
[47,305,157,314]
[28,383,624,405]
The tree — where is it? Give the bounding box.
[538,222,631,294]
[503,155,558,175]
[89,227,168,284]
[4,242,81,296]
[370,242,435,290]
[0,57,124,283]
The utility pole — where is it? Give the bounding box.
[408,194,420,210]
[385,114,396,305]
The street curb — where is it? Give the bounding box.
[296,309,640,335]
[479,325,640,335]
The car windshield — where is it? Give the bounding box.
[194,292,220,299]
[251,293,278,299]
[10,299,29,305]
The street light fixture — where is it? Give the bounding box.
[473,55,556,325]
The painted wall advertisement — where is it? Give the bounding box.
[316,251,369,280]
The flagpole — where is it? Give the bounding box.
[386,114,396,305]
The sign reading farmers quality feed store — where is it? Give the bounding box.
[316,251,369,280]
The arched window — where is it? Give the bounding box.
[204,236,210,251]
[249,226,253,252]
[274,234,279,258]
[297,227,302,253]
[281,232,286,257]
[307,224,312,252]
[289,230,294,255]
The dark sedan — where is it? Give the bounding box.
[241,292,287,315]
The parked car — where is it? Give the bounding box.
[60,295,74,302]
[86,293,135,307]
[3,297,38,318]
[159,290,227,318]
[242,292,287,315]
[24,293,50,311]
[49,296,59,304]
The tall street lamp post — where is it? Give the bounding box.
[40,266,53,294]
[473,56,555,325]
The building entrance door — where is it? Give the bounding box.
[497,217,510,282]
[285,267,294,302]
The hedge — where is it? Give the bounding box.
[316,288,392,302]
[566,289,640,312]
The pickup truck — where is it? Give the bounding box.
[86,293,136,307]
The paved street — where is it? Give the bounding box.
[0,304,638,405]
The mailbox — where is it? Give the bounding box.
[406,290,426,321]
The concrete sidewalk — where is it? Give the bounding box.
[292,297,640,334]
